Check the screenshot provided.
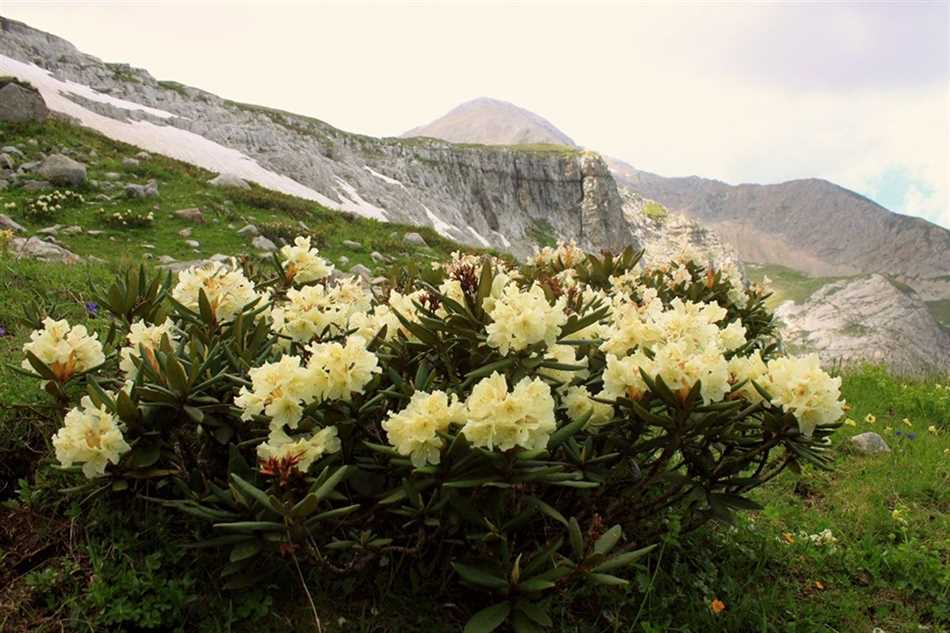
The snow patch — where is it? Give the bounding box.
[364,165,406,189]
[0,55,342,208]
[467,225,492,247]
[334,177,388,221]
[493,230,512,248]
[423,205,460,240]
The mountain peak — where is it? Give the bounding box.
[402,97,577,147]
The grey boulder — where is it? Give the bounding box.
[0,82,49,123]
[849,432,891,455]
[11,236,80,263]
[252,235,277,252]
[208,173,250,189]
[37,154,87,186]
[403,232,427,247]
[0,213,26,233]
[174,207,205,223]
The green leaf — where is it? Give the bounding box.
[591,544,657,572]
[568,517,584,559]
[312,465,350,501]
[229,539,261,562]
[229,474,278,514]
[464,603,511,633]
[517,578,555,593]
[593,525,623,555]
[511,611,543,633]
[517,601,553,627]
[526,497,568,527]
[589,572,629,586]
[452,562,509,590]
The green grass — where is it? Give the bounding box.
[745,263,847,309]
[0,119,478,271]
[526,217,557,248]
[641,200,668,221]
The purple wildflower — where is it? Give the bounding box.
[85,301,99,317]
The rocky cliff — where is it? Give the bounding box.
[776,275,950,374]
[0,17,634,257]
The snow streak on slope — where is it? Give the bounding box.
[333,177,388,221]
[423,205,461,240]
[363,165,406,189]
[0,55,377,215]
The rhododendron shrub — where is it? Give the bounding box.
[20,239,843,632]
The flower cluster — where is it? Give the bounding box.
[528,240,586,268]
[280,236,333,285]
[119,318,178,378]
[22,317,105,382]
[24,189,84,220]
[485,283,567,355]
[462,373,556,451]
[98,207,155,228]
[383,390,466,467]
[172,261,261,323]
[271,278,371,345]
[52,397,131,478]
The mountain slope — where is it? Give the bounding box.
[623,170,950,292]
[407,97,950,297]
[0,17,633,258]
[403,97,576,147]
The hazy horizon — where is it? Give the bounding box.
[3,0,949,228]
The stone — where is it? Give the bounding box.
[252,235,277,252]
[135,151,151,160]
[0,179,7,191]
[0,214,26,233]
[22,180,52,192]
[0,81,49,123]
[174,207,204,223]
[0,153,15,170]
[342,239,362,250]
[370,251,386,264]
[125,179,159,199]
[208,173,250,189]
[95,193,111,201]
[337,255,349,266]
[849,432,891,455]
[37,154,87,186]
[184,239,200,249]
[10,236,79,263]
[350,263,372,279]
[403,232,427,247]
[18,160,40,173]
[237,224,259,237]
[370,276,388,285]
[209,253,231,263]
[37,225,62,235]
[178,228,192,238]
[143,244,155,249]
[103,172,121,180]
[1,146,25,159]
[61,225,83,235]
[122,157,140,168]
[157,255,177,265]
[86,230,105,236]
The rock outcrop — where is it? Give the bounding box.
[776,274,950,374]
[0,78,48,122]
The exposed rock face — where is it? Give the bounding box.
[208,173,250,189]
[621,169,950,298]
[776,274,950,374]
[0,18,638,258]
[0,79,48,122]
[620,188,739,267]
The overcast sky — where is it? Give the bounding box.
[5,0,949,228]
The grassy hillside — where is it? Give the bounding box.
[0,119,473,270]
[745,263,845,309]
